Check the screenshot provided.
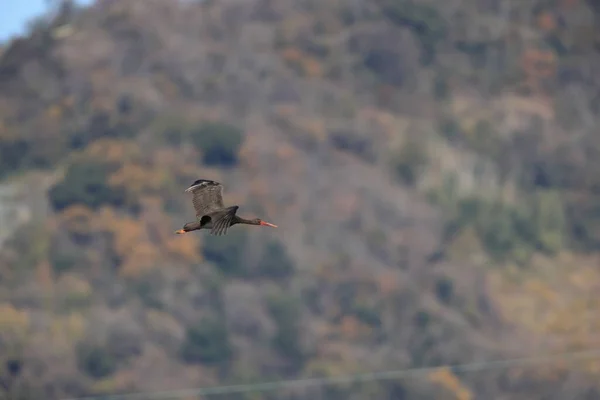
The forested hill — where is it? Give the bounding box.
[1,0,600,399]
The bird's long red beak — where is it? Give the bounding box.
[260,221,277,228]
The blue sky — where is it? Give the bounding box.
[0,0,92,43]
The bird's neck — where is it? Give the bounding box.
[184,221,202,231]
[233,216,258,225]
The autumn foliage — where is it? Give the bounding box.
[1,0,600,399]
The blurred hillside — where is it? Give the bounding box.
[1,0,600,399]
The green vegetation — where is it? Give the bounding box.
[68,113,136,150]
[106,325,143,362]
[77,343,117,379]
[255,241,295,280]
[0,135,69,179]
[328,130,375,162]
[430,179,566,264]
[48,160,126,212]
[153,118,245,166]
[0,139,30,179]
[381,0,447,64]
[352,303,382,328]
[202,231,248,276]
[266,292,305,368]
[190,122,244,167]
[48,238,81,275]
[151,115,190,146]
[435,277,454,304]
[134,270,165,310]
[391,136,429,186]
[6,222,49,272]
[180,316,232,365]
[49,251,77,275]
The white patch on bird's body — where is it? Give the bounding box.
[200,220,213,229]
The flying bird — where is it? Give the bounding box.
[175,179,278,236]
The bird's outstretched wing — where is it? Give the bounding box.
[185,179,225,218]
[210,206,239,236]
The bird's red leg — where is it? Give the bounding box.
[175,229,186,234]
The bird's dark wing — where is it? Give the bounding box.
[185,179,225,218]
[209,205,239,236]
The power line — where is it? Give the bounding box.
[64,348,600,400]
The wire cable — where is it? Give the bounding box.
[64,348,600,400]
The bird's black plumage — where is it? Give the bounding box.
[176,179,277,236]
[185,179,225,218]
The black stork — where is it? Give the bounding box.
[175,179,277,236]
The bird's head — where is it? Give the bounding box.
[253,218,277,228]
